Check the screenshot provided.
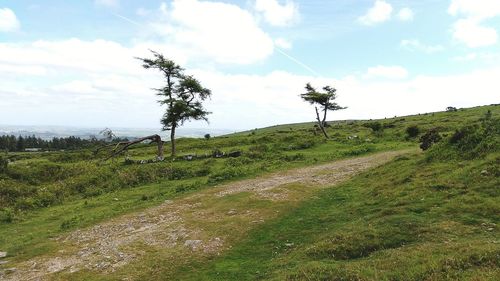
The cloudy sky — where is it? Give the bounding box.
[1,0,499,130]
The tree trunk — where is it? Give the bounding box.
[101,135,164,161]
[315,107,329,139]
[170,125,176,157]
[156,136,164,160]
[322,106,328,127]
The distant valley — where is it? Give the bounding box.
[0,125,234,140]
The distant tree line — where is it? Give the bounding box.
[0,135,128,152]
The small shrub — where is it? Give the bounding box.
[281,153,305,161]
[0,208,14,223]
[426,117,499,160]
[167,167,193,180]
[15,197,37,211]
[420,128,442,150]
[60,215,82,230]
[194,166,211,177]
[446,106,458,112]
[174,182,199,193]
[448,119,499,158]
[0,156,8,173]
[249,144,269,152]
[406,125,420,138]
[342,145,374,156]
[208,166,245,183]
[363,122,383,132]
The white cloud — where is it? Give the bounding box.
[2,1,500,130]
[136,8,151,17]
[453,52,500,62]
[159,2,168,15]
[358,0,393,26]
[0,39,151,75]
[0,64,47,76]
[254,0,299,27]
[451,19,498,48]
[274,38,292,49]
[448,0,500,20]
[151,0,274,65]
[95,0,119,7]
[453,53,477,61]
[397,8,414,21]
[400,39,445,53]
[448,0,500,47]
[1,35,499,129]
[365,65,408,79]
[0,8,20,32]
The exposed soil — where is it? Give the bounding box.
[2,150,410,281]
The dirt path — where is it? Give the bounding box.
[2,150,410,281]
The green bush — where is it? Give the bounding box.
[0,207,14,223]
[428,117,499,160]
[207,166,245,183]
[60,215,82,230]
[406,125,420,138]
[280,153,305,162]
[420,128,442,151]
[0,156,8,173]
[363,122,383,132]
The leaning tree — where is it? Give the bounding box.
[138,51,212,157]
[300,83,346,139]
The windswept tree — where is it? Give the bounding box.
[300,83,346,138]
[99,128,116,142]
[138,51,212,157]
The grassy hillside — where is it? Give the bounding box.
[175,117,499,280]
[0,104,498,280]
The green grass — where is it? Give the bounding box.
[172,150,499,280]
[0,104,499,279]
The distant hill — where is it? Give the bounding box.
[0,125,234,140]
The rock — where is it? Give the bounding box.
[227,209,237,216]
[183,154,195,161]
[184,240,203,250]
[113,198,119,201]
[480,170,489,176]
[228,151,242,158]
[0,252,6,258]
[0,260,9,265]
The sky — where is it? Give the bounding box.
[0,0,499,131]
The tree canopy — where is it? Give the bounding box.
[300,83,346,138]
[138,51,212,157]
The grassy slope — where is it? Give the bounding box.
[0,105,499,279]
[174,146,499,279]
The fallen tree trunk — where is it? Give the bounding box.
[98,134,164,161]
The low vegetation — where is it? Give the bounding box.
[0,105,498,280]
[171,110,500,280]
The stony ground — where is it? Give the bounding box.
[2,150,410,281]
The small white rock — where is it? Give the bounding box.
[184,240,203,250]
